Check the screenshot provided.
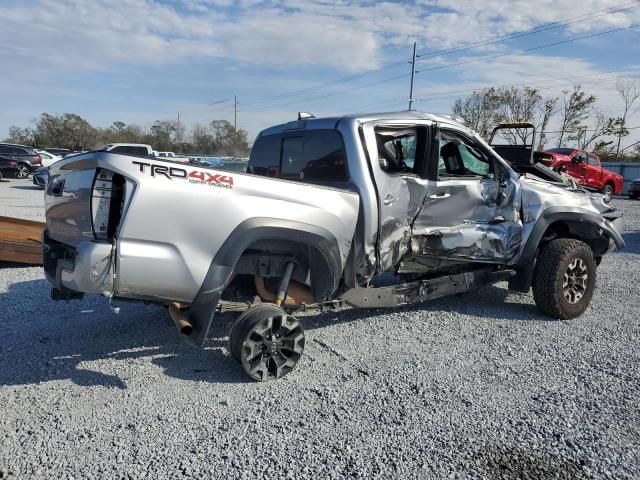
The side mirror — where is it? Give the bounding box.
[572,156,582,164]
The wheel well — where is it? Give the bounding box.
[539,220,609,258]
[228,238,337,302]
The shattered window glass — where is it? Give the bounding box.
[439,132,493,178]
[376,128,417,174]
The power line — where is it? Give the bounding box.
[412,68,640,104]
[239,20,638,114]
[542,125,640,134]
[415,23,640,72]
[239,73,411,113]
[414,0,640,61]
[213,0,640,112]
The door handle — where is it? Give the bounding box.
[429,192,450,199]
[383,193,395,205]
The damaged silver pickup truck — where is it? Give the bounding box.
[43,111,624,381]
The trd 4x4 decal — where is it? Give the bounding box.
[132,161,234,188]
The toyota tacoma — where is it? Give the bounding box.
[43,112,625,381]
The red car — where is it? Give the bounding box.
[541,148,624,203]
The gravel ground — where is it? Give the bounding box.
[0,178,639,479]
[0,177,45,221]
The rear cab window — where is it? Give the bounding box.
[248,130,349,184]
[110,146,149,157]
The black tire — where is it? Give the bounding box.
[532,238,596,320]
[630,194,639,200]
[16,163,30,179]
[602,184,614,203]
[229,303,305,381]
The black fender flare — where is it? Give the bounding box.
[517,207,625,267]
[187,217,343,347]
[509,207,625,293]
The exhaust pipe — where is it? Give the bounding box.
[168,302,193,336]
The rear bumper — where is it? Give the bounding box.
[43,230,114,295]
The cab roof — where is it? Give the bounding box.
[257,110,467,137]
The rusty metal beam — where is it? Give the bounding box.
[0,216,45,265]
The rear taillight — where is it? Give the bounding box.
[8,161,16,167]
[35,154,42,164]
[91,169,125,241]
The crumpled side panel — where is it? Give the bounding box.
[411,223,522,262]
[409,176,522,265]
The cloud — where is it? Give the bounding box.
[1,0,639,142]
[2,0,638,76]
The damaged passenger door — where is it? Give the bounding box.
[361,122,432,273]
[411,127,522,264]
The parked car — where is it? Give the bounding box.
[44,148,72,157]
[0,143,42,178]
[98,143,154,157]
[32,166,49,188]
[0,158,20,180]
[43,111,624,381]
[35,149,62,167]
[629,178,640,199]
[155,151,190,163]
[219,158,247,173]
[542,148,623,202]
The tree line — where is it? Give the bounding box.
[5,80,640,161]
[4,114,251,156]
[452,79,640,162]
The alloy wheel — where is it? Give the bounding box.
[563,258,588,304]
[17,165,29,178]
[240,313,305,381]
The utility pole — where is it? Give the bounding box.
[234,95,237,130]
[408,42,417,111]
[177,112,180,144]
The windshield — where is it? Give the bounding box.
[546,148,575,155]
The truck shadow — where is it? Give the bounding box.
[300,284,544,330]
[10,185,42,191]
[614,231,640,255]
[0,277,553,389]
[473,442,590,479]
[0,277,245,389]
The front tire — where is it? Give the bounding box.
[602,184,614,203]
[229,303,305,381]
[532,239,596,320]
